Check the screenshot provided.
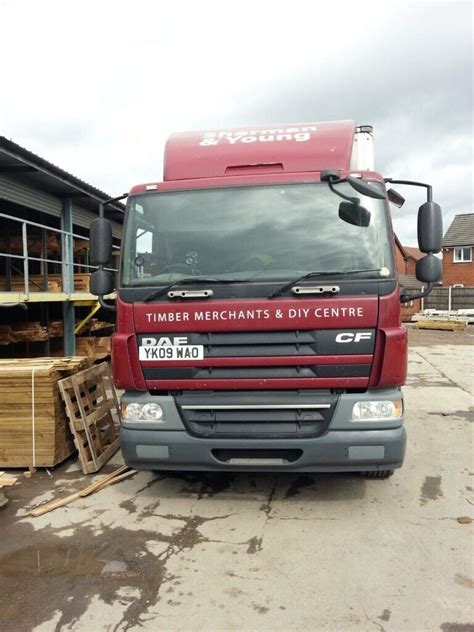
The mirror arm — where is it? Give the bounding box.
[384,179,433,203]
[400,283,433,304]
[99,192,128,218]
[327,179,359,204]
[99,294,116,312]
[97,261,116,311]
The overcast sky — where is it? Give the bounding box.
[0,0,472,245]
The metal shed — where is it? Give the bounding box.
[0,135,125,355]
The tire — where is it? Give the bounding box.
[360,469,394,479]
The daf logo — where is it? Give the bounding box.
[335,332,372,343]
[141,336,189,346]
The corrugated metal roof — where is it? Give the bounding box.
[0,135,125,222]
[443,213,474,247]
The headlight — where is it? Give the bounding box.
[124,403,143,421]
[122,402,164,422]
[352,399,403,421]
[142,403,164,421]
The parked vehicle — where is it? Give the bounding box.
[90,120,442,477]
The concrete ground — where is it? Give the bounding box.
[1,329,473,632]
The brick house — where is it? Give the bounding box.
[442,213,474,286]
[394,236,423,320]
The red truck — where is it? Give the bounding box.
[90,120,442,478]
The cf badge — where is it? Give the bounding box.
[335,332,373,343]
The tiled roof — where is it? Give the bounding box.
[403,246,423,260]
[443,213,474,247]
[394,235,423,260]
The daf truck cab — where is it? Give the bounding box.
[90,120,443,477]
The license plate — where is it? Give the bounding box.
[139,345,204,361]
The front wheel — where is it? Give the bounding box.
[360,470,394,479]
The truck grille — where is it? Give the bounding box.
[143,364,370,380]
[140,329,374,389]
[175,390,338,438]
[138,329,376,358]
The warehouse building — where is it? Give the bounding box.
[0,136,124,357]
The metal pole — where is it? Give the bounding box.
[41,228,48,291]
[448,285,452,312]
[5,223,11,291]
[22,221,29,300]
[61,198,75,356]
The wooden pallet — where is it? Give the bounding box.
[0,357,92,468]
[58,363,121,474]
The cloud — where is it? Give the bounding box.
[0,0,472,245]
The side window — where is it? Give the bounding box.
[135,229,154,278]
[136,229,153,255]
[453,247,472,262]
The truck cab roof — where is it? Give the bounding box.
[130,120,377,193]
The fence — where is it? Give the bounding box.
[0,212,119,298]
[424,286,474,311]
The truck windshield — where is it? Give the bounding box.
[121,182,393,286]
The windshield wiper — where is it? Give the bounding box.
[268,269,383,299]
[144,278,251,302]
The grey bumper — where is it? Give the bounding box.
[121,426,406,472]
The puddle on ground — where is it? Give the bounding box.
[0,545,128,577]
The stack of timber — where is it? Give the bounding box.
[87,319,114,334]
[413,310,469,331]
[1,275,61,292]
[415,319,467,332]
[412,309,474,325]
[0,326,15,345]
[0,321,111,346]
[70,273,90,292]
[0,357,92,468]
[59,362,121,474]
[0,234,61,257]
[11,322,48,342]
[0,235,89,258]
[0,273,90,293]
[47,321,64,338]
[73,239,90,256]
[0,322,49,345]
[75,336,111,360]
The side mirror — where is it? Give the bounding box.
[416,254,442,284]
[90,269,115,296]
[90,217,113,265]
[339,201,371,227]
[418,201,442,253]
[387,188,405,208]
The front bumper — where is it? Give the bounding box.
[120,388,406,472]
[121,425,406,472]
